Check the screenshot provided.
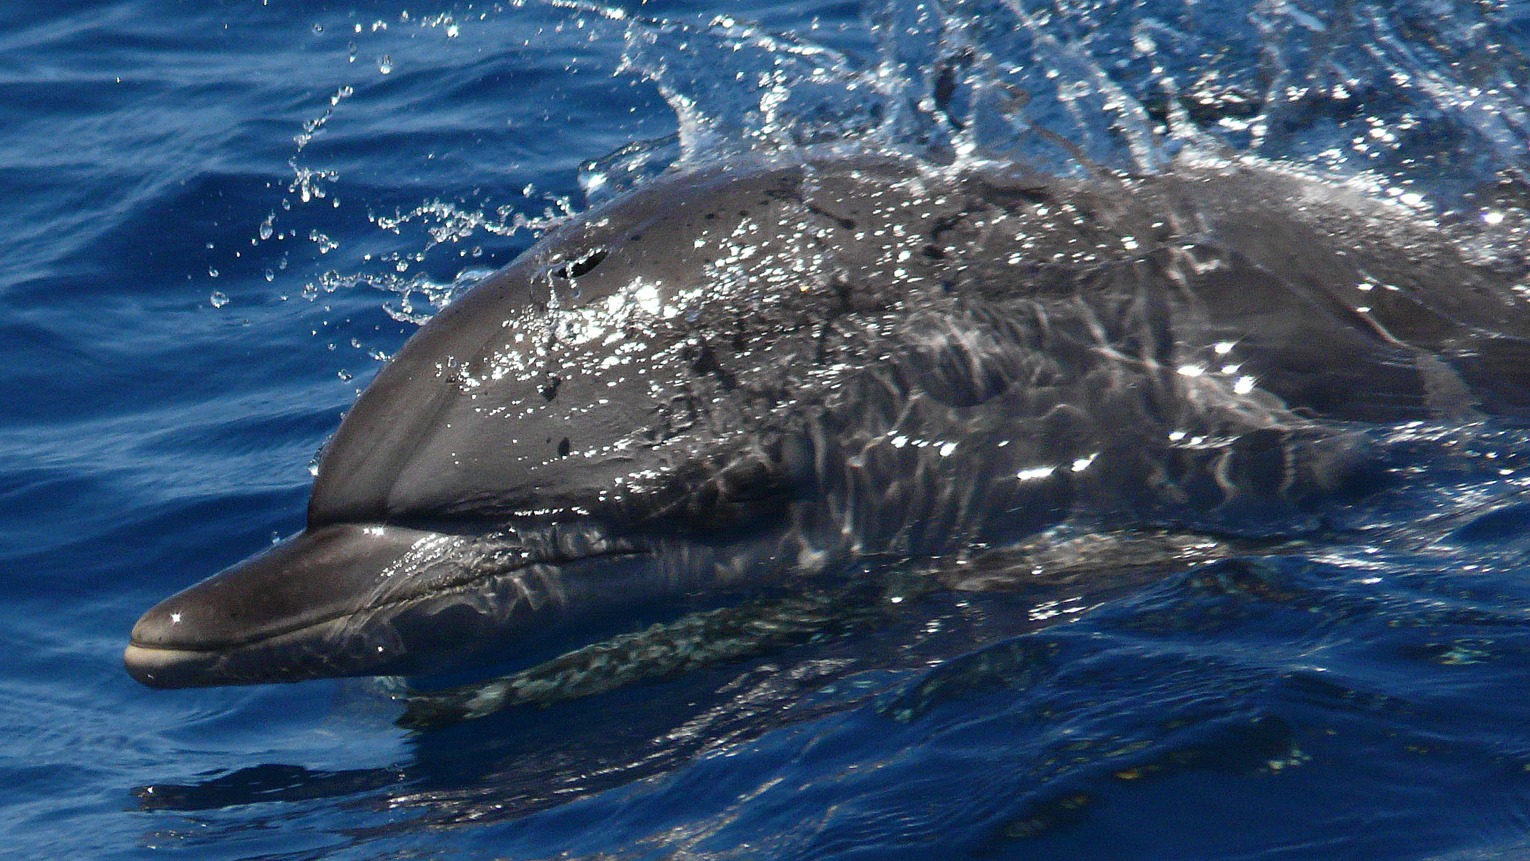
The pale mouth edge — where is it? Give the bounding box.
[123,609,370,689]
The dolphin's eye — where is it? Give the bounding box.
[551,249,608,280]
[703,458,797,524]
[639,455,800,536]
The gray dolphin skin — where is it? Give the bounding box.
[124,151,1530,688]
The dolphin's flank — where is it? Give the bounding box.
[125,152,1530,688]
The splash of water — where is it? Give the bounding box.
[247,0,1529,361]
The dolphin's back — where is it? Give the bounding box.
[313,155,1530,533]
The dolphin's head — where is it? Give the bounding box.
[116,153,1251,688]
[124,159,866,688]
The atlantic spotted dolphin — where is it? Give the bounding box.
[124,151,1530,687]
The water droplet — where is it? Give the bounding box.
[209,291,229,308]
[311,22,324,35]
[208,267,219,278]
[378,55,393,74]
[338,369,353,381]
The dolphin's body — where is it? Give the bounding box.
[125,151,1530,688]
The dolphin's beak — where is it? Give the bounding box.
[124,524,440,688]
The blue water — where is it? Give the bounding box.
[5,0,1530,857]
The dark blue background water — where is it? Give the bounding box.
[6,1,1530,858]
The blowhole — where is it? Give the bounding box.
[552,249,608,280]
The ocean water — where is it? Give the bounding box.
[5,0,1530,858]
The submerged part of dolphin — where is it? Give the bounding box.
[125,151,1530,688]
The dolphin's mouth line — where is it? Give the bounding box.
[129,545,655,657]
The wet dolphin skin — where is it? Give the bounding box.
[125,152,1530,688]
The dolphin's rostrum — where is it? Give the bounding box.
[125,151,1530,688]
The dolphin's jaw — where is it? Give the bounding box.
[123,522,659,688]
[124,612,419,688]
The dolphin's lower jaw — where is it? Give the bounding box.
[123,522,659,688]
[124,613,425,688]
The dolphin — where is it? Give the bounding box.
[124,150,1530,688]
